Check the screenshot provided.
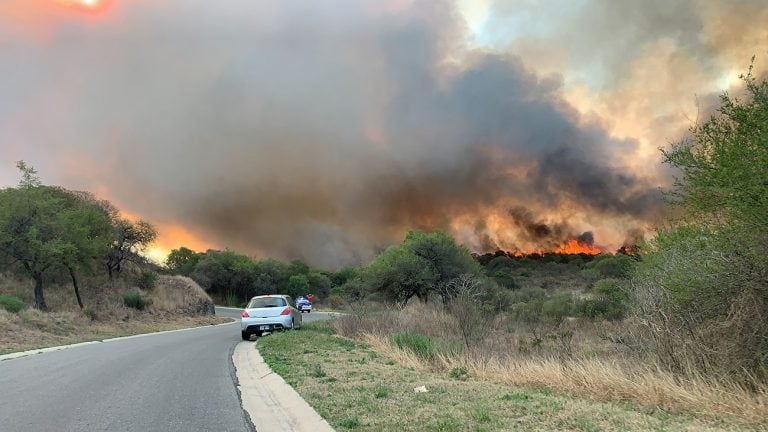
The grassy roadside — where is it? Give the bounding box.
[257,321,744,432]
[0,309,231,355]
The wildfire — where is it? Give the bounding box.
[553,239,602,255]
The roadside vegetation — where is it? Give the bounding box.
[0,165,224,354]
[253,69,768,429]
[258,321,741,431]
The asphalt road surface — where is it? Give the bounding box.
[0,307,332,432]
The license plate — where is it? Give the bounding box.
[259,325,269,330]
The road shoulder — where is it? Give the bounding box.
[233,341,335,432]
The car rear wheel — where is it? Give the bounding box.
[241,331,251,340]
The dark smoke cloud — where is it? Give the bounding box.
[3,0,759,267]
[507,206,571,249]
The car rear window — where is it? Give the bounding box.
[247,297,287,308]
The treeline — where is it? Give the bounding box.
[0,163,157,310]
[166,247,337,306]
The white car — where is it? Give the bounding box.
[240,294,302,340]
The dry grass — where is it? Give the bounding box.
[336,303,768,429]
[0,273,229,355]
[259,321,745,431]
[148,275,215,314]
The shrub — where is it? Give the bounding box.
[338,416,359,428]
[0,294,26,313]
[83,307,98,321]
[541,293,573,324]
[449,366,469,381]
[328,294,345,309]
[123,291,152,310]
[134,270,158,290]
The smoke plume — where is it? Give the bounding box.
[0,0,765,267]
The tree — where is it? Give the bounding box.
[287,274,309,298]
[104,218,157,279]
[166,247,203,276]
[662,63,767,231]
[358,231,482,305]
[56,192,112,308]
[632,66,768,379]
[362,244,436,306]
[190,250,256,302]
[0,163,110,310]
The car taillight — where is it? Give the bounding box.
[241,310,249,318]
[280,306,291,315]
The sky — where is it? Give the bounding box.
[1,0,766,267]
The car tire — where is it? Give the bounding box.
[241,331,251,341]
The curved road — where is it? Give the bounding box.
[0,307,331,432]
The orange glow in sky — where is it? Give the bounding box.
[54,0,109,12]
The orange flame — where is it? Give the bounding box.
[553,239,602,255]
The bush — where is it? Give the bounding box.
[134,271,158,290]
[541,293,573,324]
[449,366,469,381]
[328,294,345,309]
[0,294,26,313]
[83,307,98,321]
[631,69,768,380]
[338,416,359,428]
[123,291,152,310]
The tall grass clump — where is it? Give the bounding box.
[0,294,26,313]
[134,270,158,291]
[392,331,436,361]
[123,291,152,310]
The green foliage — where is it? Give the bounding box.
[632,67,768,379]
[123,291,152,310]
[373,384,390,399]
[360,230,481,305]
[166,247,203,276]
[287,274,310,297]
[363,244,437,305]
[134,270,158,290]
[0,294,26,313]
[449,366,469,381]
[662,65,767,230]
[491,269,518,289]
[584,254,635,279]
[540,293,573,324]
[392,331,436,360]
[331,266,358,286]
[0,164,113,310]
[338,416,360,429]
[578,278,629,321]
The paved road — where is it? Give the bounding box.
[0,307,333,432]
